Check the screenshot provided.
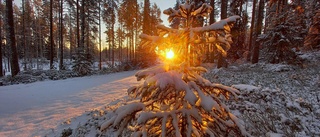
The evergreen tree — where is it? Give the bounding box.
[72,0,101,76]
[228,0,247,62]
[49,0,54,69]
[6,0,20,76]
[103,0,117,67]
[59,0,64,70]
[247,0,257,61]
[142,0,151,34]
[0,0,3,77]
[251,0,265,64]
[100,2,248,136]
[304,9,320,49]
[259,0,305,64]
[217,0,229,68]
[170,0,182,29]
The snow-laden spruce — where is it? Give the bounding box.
[100,1,249,136]
[100,64,250,137]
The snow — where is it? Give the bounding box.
[232,84,260,92]
[204,51,320,136]
[192,15,241,33]
[266,132,283,137]
[1,51,319,136]
[0,70,140,136]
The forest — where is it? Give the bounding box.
[0,0,319,136]
[0,0,319,79]
[0,0,162,79]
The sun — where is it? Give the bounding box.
[166,49,174,59]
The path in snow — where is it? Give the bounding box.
[0,70,140,137]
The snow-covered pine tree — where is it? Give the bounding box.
[72,47,93,76]
[100,1,249,136]
[258,1,305,64]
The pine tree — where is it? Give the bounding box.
[304,9,320,49]
[247,0,257,61]
[251,0,265,64]
[49,0,54,69]
[6,0,20,76]
[142,0,151,34]
[259,0,305,64]
[72,0,100,76]
[0,0,3,77]
[100,2,248,136]
[59,0,64,70]
[229,0,247,62]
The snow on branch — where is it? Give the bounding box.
[191,3,213,17]
[192,15,241,33]
[164,2,213,22]
[100,64,249,136]
[156,25,178,33]
[139,34,162,44]
[163,7,184,22]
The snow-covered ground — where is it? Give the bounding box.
[46,51,319,137]
[0,52,319,137]
[0,70,140,137]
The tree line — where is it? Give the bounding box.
[0,0,162,77]
[1,0,320,77]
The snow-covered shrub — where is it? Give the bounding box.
[72,49,93,76]
[61,128,72,137]
[100,64,249,136]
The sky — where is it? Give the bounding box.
[150,0,176,26]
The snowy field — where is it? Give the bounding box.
[0,70,140,136]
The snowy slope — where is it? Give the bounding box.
[0,70,140,137]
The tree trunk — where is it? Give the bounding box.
[59,0,64,70]
[252,0,265,64]
[81,0,85,49]
[50,0,54,69]
[6,0,20,76]
[247,0,257,61]
[217,0,228,68]
[22,0,27,70]
[142,0,150,34]
[209,0,215,24]
[112,24,115,67]
[69,7,73,61]
[221,0,227,19]
[0,0,3,77]
[99,1,102,70]
[76,0,80,48]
